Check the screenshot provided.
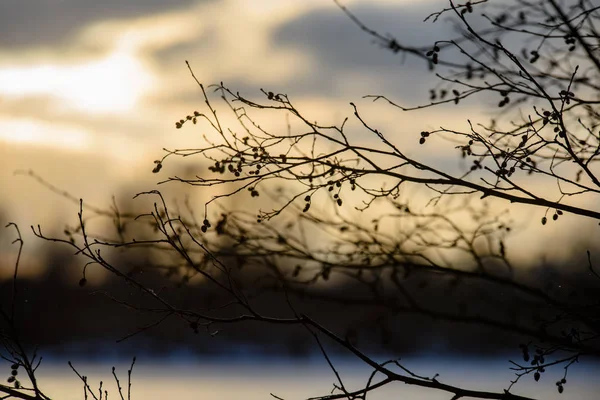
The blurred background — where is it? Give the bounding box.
[1,0,599,398]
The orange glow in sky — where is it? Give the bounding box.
[0,0,567,264]
[0,53,151,114]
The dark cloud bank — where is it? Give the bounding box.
[0,0,210,48]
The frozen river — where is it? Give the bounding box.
[34,355,600,400]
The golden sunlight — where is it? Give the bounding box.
[0,118,90,150]
[0,52,152,115]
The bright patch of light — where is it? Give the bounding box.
[0,119,91,150]
[0,53,152,114]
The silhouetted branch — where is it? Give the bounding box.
[28,0,600,399]
[0,224,51,400]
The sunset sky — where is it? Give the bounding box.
[1,4,599,400]
[0,0,595,267]
[0,0,442,234]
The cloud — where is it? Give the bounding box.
[145,1,456,108]
[267,1,456,97]
[0,0,209,48]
